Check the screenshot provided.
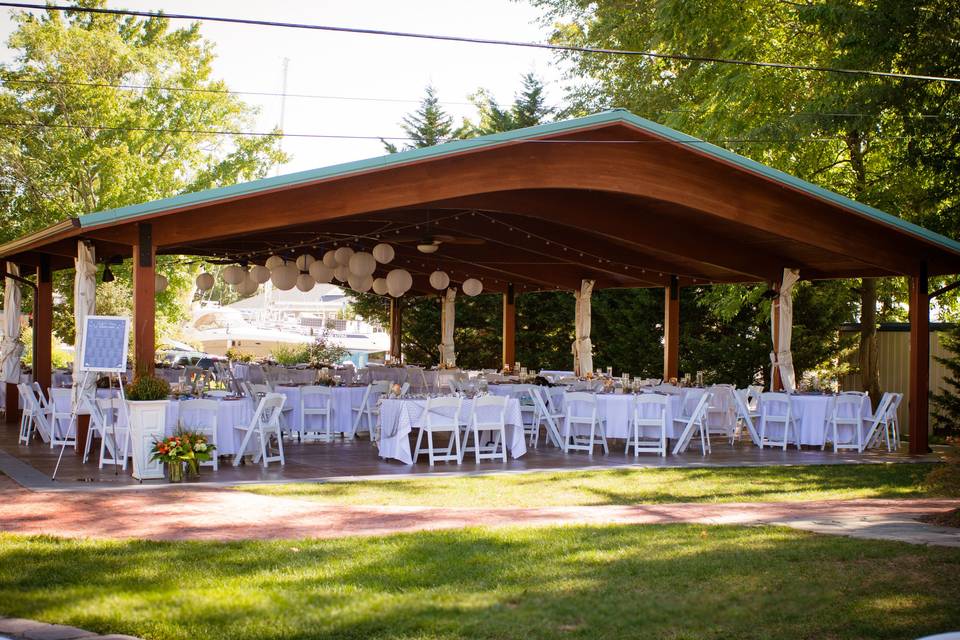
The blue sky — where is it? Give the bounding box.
[0,0,567,172]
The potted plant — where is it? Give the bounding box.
[150,431,215,482]
[125,375,171,481]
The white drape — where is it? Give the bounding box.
[439,287,456,367]
[573,279,594,376]
[74,241,97,402]
[1,264,23,384]
[770,268,800,392]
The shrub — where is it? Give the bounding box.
[126,375,171,401]
[225,347,255,363]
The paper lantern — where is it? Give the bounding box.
[154,274,168,293]
[386,268,412,297]
[236,274,258,296]
[333,264,350,282]
[322,250,338,268]
[295,254,315,271]
[270,264,298,291]
[429,270,450,290]
[348,251,376,277]
[296,273,315,292]
[309,261,334,283]
[265,255,285,270]
[372,277,389,295]
[195,272,214,291]
[222,264,246,286]
[462,278,483,296]
[249,264,271,284]
[334,246,354,265]
[372,243,395,264]
[348,273,373,293]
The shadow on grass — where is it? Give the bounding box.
[1,524,959,639]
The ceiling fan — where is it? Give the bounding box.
[392,215,486,253]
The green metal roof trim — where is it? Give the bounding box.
[70,109,960,255]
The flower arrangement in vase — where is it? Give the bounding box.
[150,431,216,482]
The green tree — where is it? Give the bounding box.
[931,324,960,439]
[382,85,466,153]
[466,72,553,136]
[0,1,285,345]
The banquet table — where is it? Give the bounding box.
[760,393,873,447]
[377,397,527,464]
[274,385,373,435]
[561,392,686,439]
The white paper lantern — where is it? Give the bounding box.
[222,264,246,286]
[236,274,258,296]
[322,250,338,268]
[348,251,377,277]
[309,261,334,283]
[195,272,214,291]
[462,278,483,297]
[386,268,412,297]
[265,255,285,270]
[249,264,271,284]
[372,277,389,295]
[295,254,315,271]
[333,264,350,282]
[429,270,450,290]
[296,273,315,292]
[348,273,373,293]
[154,274,168,293]
[372,243,395,264]
[334,246,354,265]
[270,264,298,291]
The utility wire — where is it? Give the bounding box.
[1,2,958,84]
[0,78,948,121]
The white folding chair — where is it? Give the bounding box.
[824,394,867,452]
[705,384,737,441]
[629,394,668,456]
[34,384,76,450]
[672,391,713,455]
[413,396,463,466]
[528,386,564,448]
[732,388,762,446]
[86,396,130,469]
[461,395,508,463]
[862,393,896,453]
[406,366,429,394]
[351,380,390,439]
[760,392,801,450]
[232,393,286,467]
[48,387,75,446]
[17,383,48,445]
[300,385,335,441]
[561,392,608,456]
[885,393,903,450]
[178,399,220,470]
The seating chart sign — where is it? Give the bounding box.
[80,315,130,373]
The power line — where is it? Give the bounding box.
[0,120,929,145]
[1,2,958,85]
[0,78,948,121]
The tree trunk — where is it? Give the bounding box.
[859,277,882,407]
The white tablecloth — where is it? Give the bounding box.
[378,397,527,464]
[561,392,684,439]
[274,385,373,434]
[760,394,873,446]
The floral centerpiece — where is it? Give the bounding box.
[150,431,215,482]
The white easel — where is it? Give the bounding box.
[52,316,130,481]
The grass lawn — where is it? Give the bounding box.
[2,524,959,640]
[239,463,941,508]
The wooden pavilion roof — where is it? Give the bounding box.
[3,109,959,294]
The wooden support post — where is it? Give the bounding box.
[663,276,679,381]
[34,257,53,393]
[909,264,930,455]
[389,296,402,363]
[132,223,155,378]
[2,259,17,424]
[502,283,516,370]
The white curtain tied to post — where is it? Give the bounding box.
[573,279,595,376]
[74,241,97,404]
[439,287,456,367]
[770,268,800,392]
[1,263,23,384]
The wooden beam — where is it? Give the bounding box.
[502,283,516,369]
[34,258,53,393]
[132,223,155,378]
[664,276,679,381]
[389,297,402,362]
[909,264,930,455]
